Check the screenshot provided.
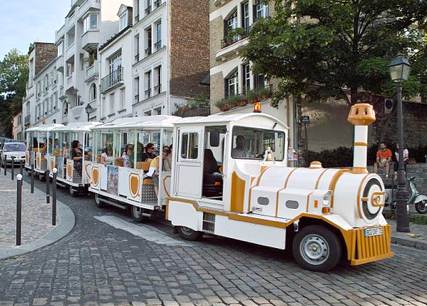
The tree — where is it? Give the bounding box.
[0,49,28,136]
[243,0,427,105]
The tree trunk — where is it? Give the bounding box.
[295,95,306,167]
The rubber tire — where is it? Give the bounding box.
[39,173,45,181]
[94,194,105,208]
[292,225,342,272]
[69,186,77,197]
[415,200,427,214]
[177,226,203,241]
[131,206,145,222]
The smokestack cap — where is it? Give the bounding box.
[347,103,376,126]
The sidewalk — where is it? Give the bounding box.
[389,219,427,250]
[0,171,75,260]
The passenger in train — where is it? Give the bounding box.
[100,147,113,165]
[232,135,247,158]
[122,144,134,168]
[142,143,157,161]
[147,146,172,197]
[71,140,83,176]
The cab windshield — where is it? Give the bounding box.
[3,143,26,152]
[231,126,285,161]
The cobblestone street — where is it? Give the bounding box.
[0,179,426,306]
[0,173,53,247]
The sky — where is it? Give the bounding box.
[0,0,71,59]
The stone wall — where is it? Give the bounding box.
[406,164,427,194]
[34,43,57,75]
[170,0,210,98]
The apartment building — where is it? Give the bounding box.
[99,5,134,122]
[131,0,209,116]
[22,42,59,129]
[209,0,295,147]
[12,113,23,141]
[55,0,132,123]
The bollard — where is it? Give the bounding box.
[52,168,57,226]
[45,170,50,204]
[16,174,23,246]
[11,156,15,180]
[30,164,34,194]
[4,157,6,176]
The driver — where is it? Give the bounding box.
[232,135,247,158]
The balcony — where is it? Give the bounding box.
[76,0,101,20]
[216,30,250,60]
[86,64,98,82]
[101,68,123,93]
[145,5,152,15]
[65,73,76,92]
[81,30,99,52]
[71,105,86,120]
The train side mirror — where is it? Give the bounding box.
[210,131,220,147]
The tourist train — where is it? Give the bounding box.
[24,103,393,271]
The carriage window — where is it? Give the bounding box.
[231,126,285,161]
[181,133,199,159]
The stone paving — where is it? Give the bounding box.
[0,172,53,247]
[0,179,427,305]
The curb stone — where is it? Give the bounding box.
[0,201,75,261]
[391,236,427,250]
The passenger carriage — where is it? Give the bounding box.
[86,116,180,220]
[164,103,393,271]
[25,124,64,180]
[50,122,101,196]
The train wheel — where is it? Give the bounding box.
[131,206,145,222]
[94,194,105,208]
[292,225,341,272]
[69,186,76,197]
[177,226,202,241]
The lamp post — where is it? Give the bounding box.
[389,55,411,233]
[85,103,93,122]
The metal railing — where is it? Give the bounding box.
[154,40,162,51]
[101,67,123,93]
[145,5,152,15]
[86,65,98,80]
[145,89,151,99]
[221,27,251,48]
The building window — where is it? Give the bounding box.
[254,73,266,90]
[145,26,152,56]
[225,69,239,97]
[134,34,140,62]
[254,0,269,21]
[119,88,125,110]
[242,63,251,94]
[109,52,122,74]
[54,92,58,110]
[154,21,162,50]
[83,14,98,33]
[144,0,151,15]
[154,107,162,115]
[134,77,140,103]
[144,110,152,116]
[224,9,238,46]
[90,83,97,102]
[135,0,140,21]
[154,65,161,95]
[144,70,152,99]
[109,92,115,115]
[241,1,250,31]
[120,11,128,31]
[66,27,76,48]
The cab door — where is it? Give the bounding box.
[174,127,204,198]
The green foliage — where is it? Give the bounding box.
[243,0,427,105]
[0,49,29,137]
[173,95,210,117]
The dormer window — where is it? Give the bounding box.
[120,10,128,31]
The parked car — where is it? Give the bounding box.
[1,142,26,166]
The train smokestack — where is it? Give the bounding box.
[347,103,376,174]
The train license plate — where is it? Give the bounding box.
[364,226,383,237]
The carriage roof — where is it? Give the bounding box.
[92,115,181,131]
[51,122,101,132]
[26,124,65,132]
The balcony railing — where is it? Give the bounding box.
[135,53,140,62]
[145,47,152,56]
[101,68,123,93]
[154,40,162,51]
[135,14,139,22]
[221,27,250,48]
[86,64,98,80]
[145,89,151,99]
[145,5,152,15]
[134,94,140,103]
[154,85,161,95]
[154,0,161,8]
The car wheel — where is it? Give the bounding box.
[292,225,342,272]
[94,194,105,208]
[177,226,202,241]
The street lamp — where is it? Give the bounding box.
[85,103,93,122]
[389,56,411,233]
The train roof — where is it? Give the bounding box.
[51,122,102,132]
[92,116,181,130]
[26,124,65,132]
[176,113,289,129]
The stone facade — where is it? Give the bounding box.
[33,43,57,75]
[170,0,210,98]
